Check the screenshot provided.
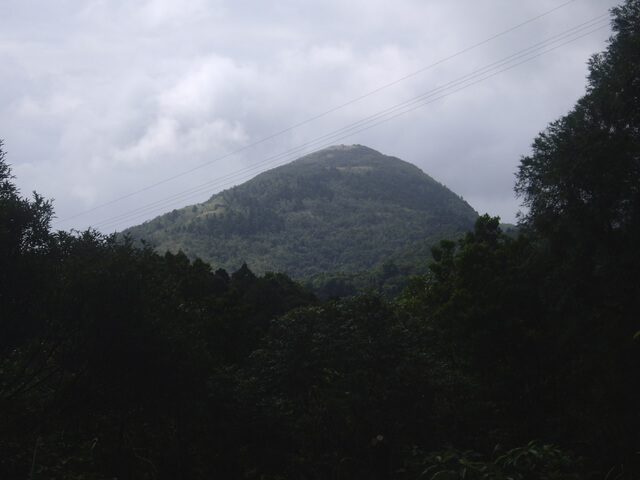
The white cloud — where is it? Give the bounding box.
[140,0,215,28]
[0,0,621,231]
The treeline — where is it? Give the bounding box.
[2,167,637,478]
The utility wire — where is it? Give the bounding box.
[93,16,609,232]
[95,19,609,231]
[54,0,581,229]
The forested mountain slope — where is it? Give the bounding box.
[124,145,478,277]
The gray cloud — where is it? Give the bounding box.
[0,0,620,231]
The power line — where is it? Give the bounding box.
[93,15,610,232]
[94,17,609,231]
[54,0,582,229]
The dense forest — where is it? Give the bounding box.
[1,1,639,478]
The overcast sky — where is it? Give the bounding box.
[1,0,621,231]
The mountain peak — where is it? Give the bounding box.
[292,144,400,167]
[124,146,477,277]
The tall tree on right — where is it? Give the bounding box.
[516,0,639,251]
[515,1,639,474]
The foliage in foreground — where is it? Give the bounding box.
[401,442,589,480]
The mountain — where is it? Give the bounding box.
[123,145,478,278]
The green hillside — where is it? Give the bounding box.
[124,145,478,278]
